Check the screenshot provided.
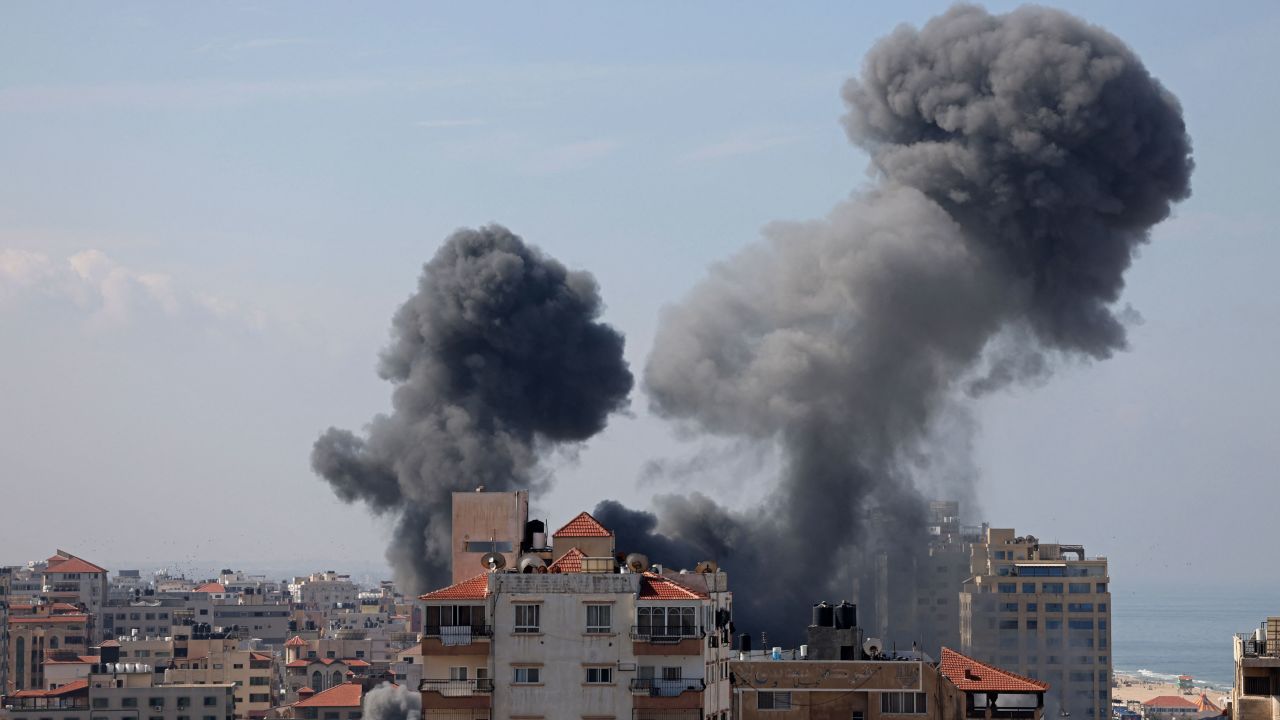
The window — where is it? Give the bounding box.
[999,620,1019,630]
[1096,583,1107,593]
[1001,603,1019,612]
[93,700,109,709]
[1099,620,1107,630]
[1098,603,1107,612]
[513,667,540,684]
[1022,583,1036,593]
[882,692,928,714]
[122,699,138,708]
[203,697,218,707]
[998,583,1017,594]
[1046,603,1063,613]
[1068,603,1093,612]
[1026,620,1038,630]
[585,667,613,684]
[758,691,793,710]
[1026,603,1038,612]
[1043,583,1064,594]
[1068,619,1095,630]
[1068,583,1091,594]
[449,667,467,681]
[586,604,612,633]
[514,604,540,633]
[149,698,164,708]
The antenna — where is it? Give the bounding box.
[479,553,506,571]
[624,553,649,573]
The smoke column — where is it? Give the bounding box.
[361,683,420,720]
[598,3,1192,657]
[312,225,633,593]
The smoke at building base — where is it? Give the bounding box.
[600,3,1192,654]
[361,682,420,720]
[311,225,633,594]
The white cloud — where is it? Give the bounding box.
[0,248,263,331]
[682,130,804,162]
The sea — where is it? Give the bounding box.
[1112,581,1280,690]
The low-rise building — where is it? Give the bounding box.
[1232,617,1280,720]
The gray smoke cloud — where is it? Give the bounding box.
[361,682,420,720]
[313,225,633,593]
[600,3,1192,663]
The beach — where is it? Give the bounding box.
[1112,671,1231,708]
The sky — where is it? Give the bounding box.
[2,2,1278,587]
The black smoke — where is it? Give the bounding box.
[313,225,633,593]
[602,2,1192,673]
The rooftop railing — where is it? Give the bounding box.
[629,678,705,696]
[419,678,494,696]
[422,625,493,638]
[629,626,702,643]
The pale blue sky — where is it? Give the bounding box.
[2,2,1277,584]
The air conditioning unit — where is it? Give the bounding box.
[152,706,164,712]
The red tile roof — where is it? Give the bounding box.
[45,555,107,574]
[638,573,706,600]
[553,511,612,538]
[419,573,489,601]
[939,648,1049,693]
[293,682,366,708]
[9,614,89,624]
[1195,695,1222,713]
[548,547,585,573]
[1144,696,1199,710]
[284,636,309,647]
[193,582,227,593]
[98,640,121,648]
[13,679,89,698]
[44,655,99,664]
[285,658,369,668]
[249,652,274,662]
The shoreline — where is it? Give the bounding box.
[1112,670,1232,707]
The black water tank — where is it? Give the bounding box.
[835,601,856,629]
[739,633,752,653]
[812,601,834,627]
[100,644,120,665]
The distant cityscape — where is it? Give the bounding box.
[2,491,1267,720]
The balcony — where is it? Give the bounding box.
[630,626,704,656]
[630,678,706,696]
[419,679,492,712]
[421,626,493,656]
[423,712,489,720]
[632,711,701,720]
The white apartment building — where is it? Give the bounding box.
[290,575,358,611]
[960,528,1111,720]
[40,553,109,642]
[417,506,734,720]
[0,666,236,720]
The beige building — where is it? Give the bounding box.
[0,666,236,720]
[40,553,109,643]
[960,528,1110,720]
[418,501,735,720]
[449,490,530,585]
[730,646,1046,720]
[6,609,91,692]
[1232,616,1280,720]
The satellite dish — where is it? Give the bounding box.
[863,637,883,658]
[625,553,650,573]
[518,554,546,574]
[480,552,506,571]
[695,560,719,574]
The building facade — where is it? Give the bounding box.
[960,529,1111,720]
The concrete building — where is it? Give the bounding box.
[417,500,735,720]
[1,568,11,694]
[960,528,1111,720]
[40,553,108,643]
[1231,616,1280,720]
[6,609,91,692]
[290,575,358,613]
[0,664,236,720]
[449,490,530,585]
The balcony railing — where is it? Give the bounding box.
[423,711,490,720]
[423,625,493,638]
[629,678,706,696]
[419,678,494,696]
[629,626,702,643]
[1238,634,1278,659]
[632,710,701,720]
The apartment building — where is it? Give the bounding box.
[290,575,358,612]
[1231,616,1280,720]
[959,529,1111,720]
[1,568,11,694]
[417,500,735,720]
[0,666,235,720]
[6,609,91,692]
[40,553,108,643]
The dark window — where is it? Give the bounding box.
[758,691,793,710]
[1244,677,1270,695]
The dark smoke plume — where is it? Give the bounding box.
[600,2,1192,670]
[313,225,632,593]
